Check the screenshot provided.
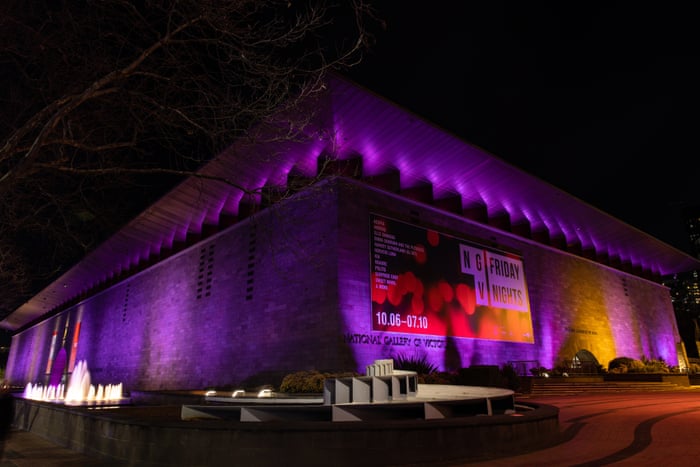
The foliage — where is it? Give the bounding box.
[279,370,326,393]
[608,356,671,373]
[639,356,670,373]
[607,357,635,373]
[529,366,550,376]
[418,371,457,385]
[500,362,521,391]
[393,353,438,375]
[0,0,380,319]
[280,354,684,396]
[626,359,647,372]
[554,359,605,375]
[278,370,359,394]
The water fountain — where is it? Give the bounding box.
[23,359,127,406]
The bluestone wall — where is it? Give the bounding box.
[6,178,679,391]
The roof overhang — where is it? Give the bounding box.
[3,74,698,331]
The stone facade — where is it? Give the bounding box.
[5,178,680,390]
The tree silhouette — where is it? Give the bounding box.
[0,0,379,319]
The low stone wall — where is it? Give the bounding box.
[603,374,690,385]
[10,397,560,466]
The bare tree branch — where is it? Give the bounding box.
[0,0,380,318]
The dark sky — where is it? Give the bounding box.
[346,2,700,255]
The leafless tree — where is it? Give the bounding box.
[0,0,380,319]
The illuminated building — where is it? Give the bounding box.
[664,205,700,359]
[2,75,699,390]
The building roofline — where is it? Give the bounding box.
[3,74,698,331]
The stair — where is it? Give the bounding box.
[525,379,687,396]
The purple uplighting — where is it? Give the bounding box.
[2,74,699,390]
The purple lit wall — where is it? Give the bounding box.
[5,75,689,388]
[7,184,347,389]
[5,177,680,390]
[335,180,680,373]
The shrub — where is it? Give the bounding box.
[278,370,358,393]
[640,356,670,373]
[393,354,437,375]
[626,359,646,373]
[529,366,550,376]
[608,357,635,373]
[419,371,457,385]
[279,370,325,393]
[608,356,672,374]
[500,362,521,391]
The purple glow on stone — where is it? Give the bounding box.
[509,202,537,229]
[577,231,594,251]
[519,207,539,229]
[540,218,557,237]
[640,329,652,360]
[536,317,555,370]
[506,208,528,228]
[499,200,515,217]
[353,143,387,177]
[205,200,226,226]
[326,75,696,277]
[4,74,694,392]
[618,253,630,266]
[454,182,486,208]
[162,231,175,249]
[223,192,243,216]
[558,223,576,244]
[174,225,188,243]
[305,145,327,171]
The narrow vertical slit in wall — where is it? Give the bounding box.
[206,244,215,298]
[122,283,130,323]
[196,243,216,300]
[246,224,256,301]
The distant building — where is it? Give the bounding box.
[686,206,700,257]
[3,75,700,390]
[664,206,700,359]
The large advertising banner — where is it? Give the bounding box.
[370,214,534,343]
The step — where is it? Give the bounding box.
[527,381,683,395]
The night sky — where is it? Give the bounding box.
[346,2,700,255]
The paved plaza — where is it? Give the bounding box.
[3,389,700,466]
[466,390,700,466]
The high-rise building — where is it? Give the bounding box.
[684,206,700,258]
[665,206,700,359]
